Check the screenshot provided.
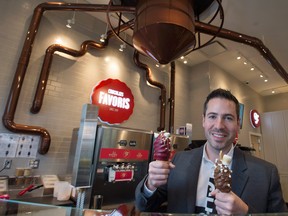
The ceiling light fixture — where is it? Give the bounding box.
[119,32,127,52]
[100,22,109,43]
[66,11,76,29]
[237,53,267,81]
[100,34,107,42]
[119,43,126,52]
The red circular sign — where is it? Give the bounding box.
[90,79,134,124]
[250,109,261,128]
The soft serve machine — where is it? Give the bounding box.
[88,124,153,208]
[71,104,154,209]
[70,104,189,209]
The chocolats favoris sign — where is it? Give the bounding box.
[250,109,261,128]
[91,79,134,124]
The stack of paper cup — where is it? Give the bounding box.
[53,181,72,201]
[0,176,8,195]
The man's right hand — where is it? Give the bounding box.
[146,160,175,191]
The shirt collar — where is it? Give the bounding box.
[202,143,213,164]
[202,142,235,167]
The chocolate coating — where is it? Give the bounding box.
[153,131,171,161]
[214,159,232,193]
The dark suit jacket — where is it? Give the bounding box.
[135,145,287,213]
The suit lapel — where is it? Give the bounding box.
[186,146,204,213]
[231,148,249,196]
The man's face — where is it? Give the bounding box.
[202,98,240,152]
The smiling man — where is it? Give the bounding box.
[135,88,287,215]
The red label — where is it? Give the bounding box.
[100,148,149,160]
[250,109,261,128]
[114,170,133,181]
[90,79,134,124]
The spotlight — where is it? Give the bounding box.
[100,23,109,42]
[119,43,126,52]
[66,12,75,29]
[100,34,107,42]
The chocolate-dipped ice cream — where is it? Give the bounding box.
[153,131,171,161]
[214,151,232,193]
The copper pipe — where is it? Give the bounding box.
[30,41,106,114]
[195,21,288,83]
[3,3,49,154]
[168,61,175,133]
[30,19,134,114]
[133,51,166,131]
[2,2,135,154]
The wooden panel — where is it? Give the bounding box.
[261,110,288,202]
[261,113,277,164]
[271,112,288,173]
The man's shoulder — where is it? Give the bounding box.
[235,147,277,170]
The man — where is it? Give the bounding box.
[135,88,287,214]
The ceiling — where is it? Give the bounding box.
[86,0,288,96]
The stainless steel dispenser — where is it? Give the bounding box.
[70,104,153,209]
[88,125,153,208]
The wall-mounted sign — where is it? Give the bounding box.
[90,79,134,124]
[250,109,261,128]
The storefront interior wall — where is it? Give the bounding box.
[0,1,172,177]
[0,0,287,192]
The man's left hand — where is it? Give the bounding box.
[211,189,249,215]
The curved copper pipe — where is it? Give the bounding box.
[169,61,175,133]
[2,2,135,154]
[195,21,288,83]
[30,41,106,113]
[2,4,49,154]
[133,51,166,131]
[30,20,134,114]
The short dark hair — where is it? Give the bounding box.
[203,88,240,119]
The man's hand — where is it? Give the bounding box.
[211,189,249,215]
[146,161,175,191]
